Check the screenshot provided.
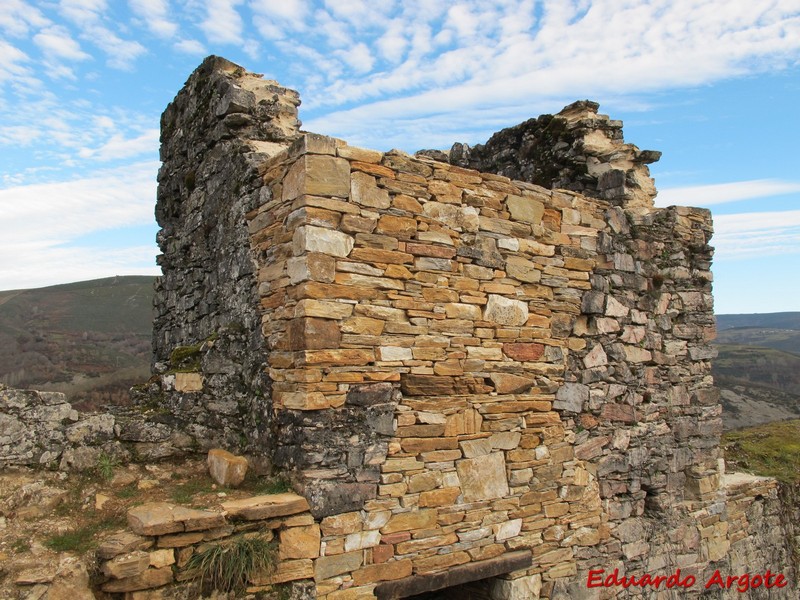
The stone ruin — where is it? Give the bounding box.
[2,55,797,598]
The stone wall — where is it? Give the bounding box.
[0,385,196,469]
[152,55,301,455]
[431,100,661,209]
[13,56,787,599]
[94,493,317,596]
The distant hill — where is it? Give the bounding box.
[717,312,800,332]
[0,276,155,410]
[713,312,800,429]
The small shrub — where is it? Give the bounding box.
[12,538,31,554]
[187,535,277,593]
[96,452,120,481]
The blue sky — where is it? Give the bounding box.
[1,1,799,315]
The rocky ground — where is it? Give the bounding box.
[0,457,283,599]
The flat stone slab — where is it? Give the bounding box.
[221,493,310,520]
[127,502,225,536]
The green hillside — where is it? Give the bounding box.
[723,420,800,484]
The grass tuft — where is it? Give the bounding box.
[187,535,277,593]
[96,452,120,481]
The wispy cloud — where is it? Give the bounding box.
[295,0,800,149]
[129,0,178,38]
[78,129,159,161]
[0,161,159,290]
[201,0,244,44]
[657,180,800,208]
[713,209,800,260]
[33,25,92,62]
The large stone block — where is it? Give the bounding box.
[484,294,529,326]
[283,154,350,200]
[280,524,321,559]
[207,448,249,487]
[293,225,354,257]
[456,452,510,502]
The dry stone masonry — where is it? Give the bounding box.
[2,56,796,599]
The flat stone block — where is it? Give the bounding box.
[222,493,310,520]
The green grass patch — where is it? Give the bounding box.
[115,482,139,499]
[242,474,292,495]
[44,512,127,554]
[11,538,31,554]
[187,535,277,593]
[722,419,800,484]
[171,478,216,504]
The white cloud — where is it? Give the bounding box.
[201,0,244,44]
[713,209,800,260]
[129,0,178,37]
[78,129,159,161]
[0,0,50,37]
[34,25,92,61]
[0,161,159,290]
[657,180,800,208]
[0,40,32,86]
[174,38,206,54]
[294,0,800,148]
[338,42,375,74]
[59,0,108,28]
[90,26,148,69]
[251,0,309,30]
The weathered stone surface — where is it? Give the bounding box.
[294,225,354,258]
[553,383,588,412]
[283,155,350,200]
[98,531,154,559]
[351,171,390,208]
[506,194,544,224]
[221,493,310,520]
[490,573,542,600]
[101,551,151,579]
[489,373,535,394]
[457,452,510,502]
[280,524,321,559]
[484,294,528,326]
[100,567,174,592]
[314,551,363,581]
[207,448,249,487]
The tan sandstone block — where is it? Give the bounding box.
[283,155,350,200]
[207,448,249,487]
[381,509,438,533]
[352,558,412,585]
[222,493,310,520]
[457,452,510,502]
[280,524,321,559]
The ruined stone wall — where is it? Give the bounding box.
[143,58,797,599]
[152,56,301,455]
[435,100,661,209]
